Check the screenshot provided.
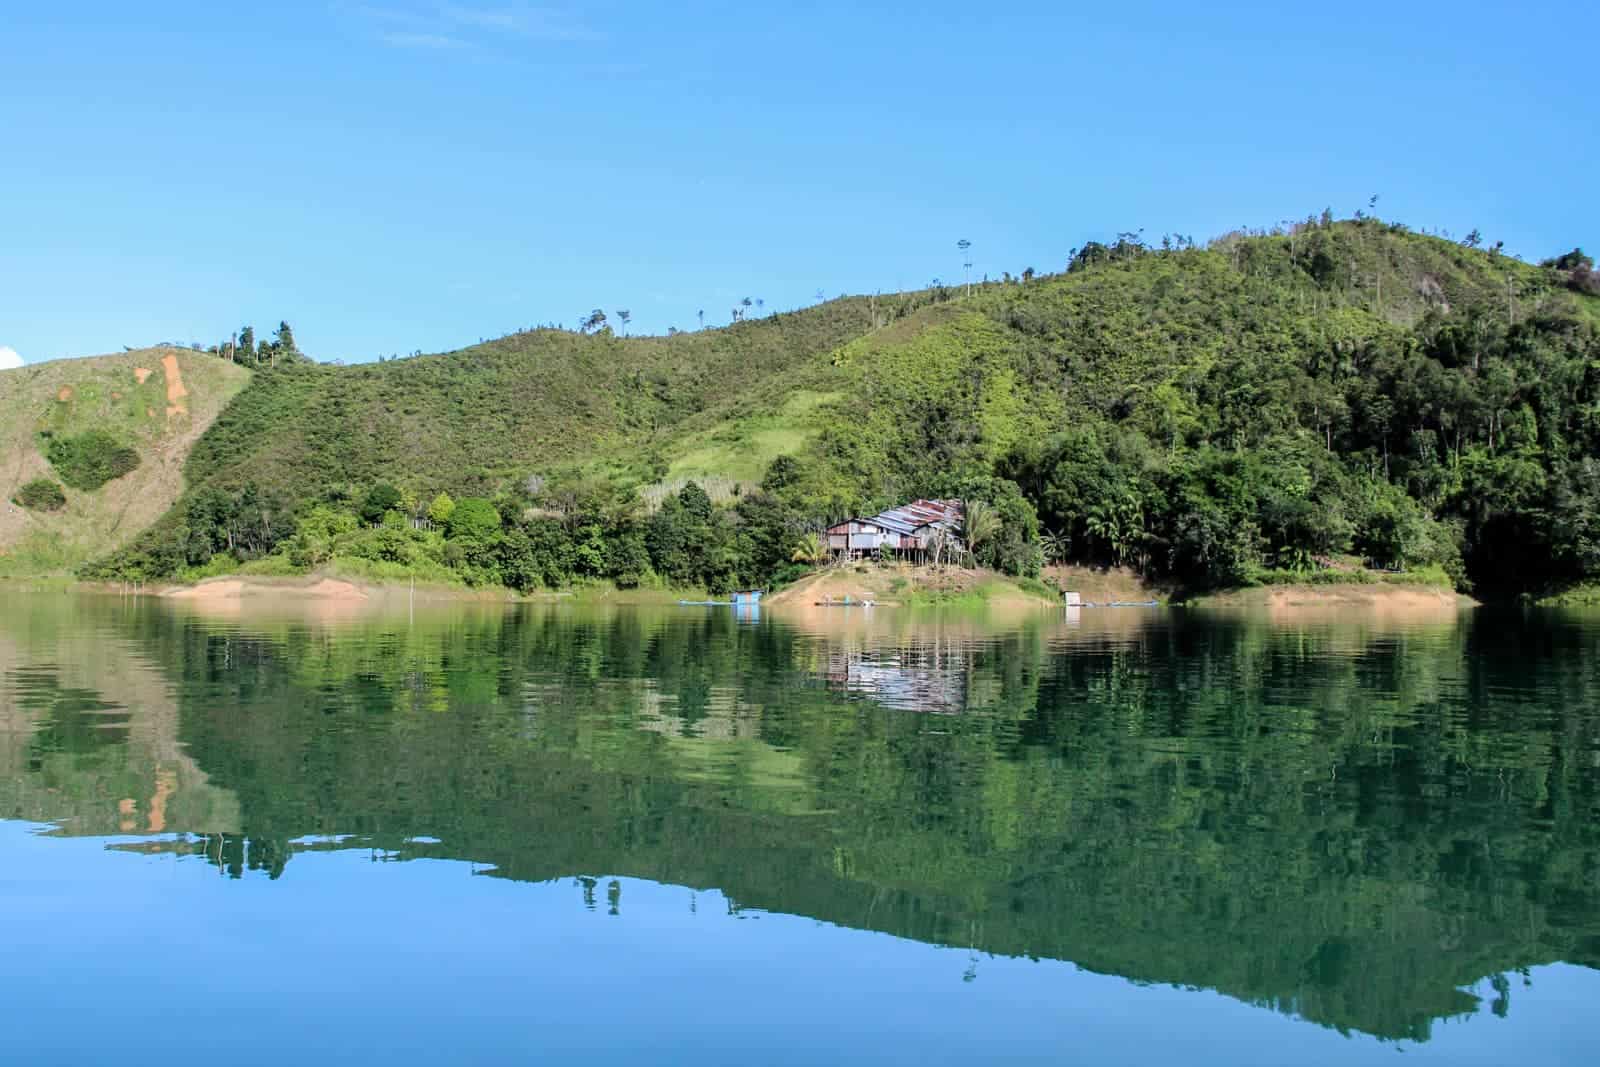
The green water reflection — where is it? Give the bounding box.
[2,594,1597,1044]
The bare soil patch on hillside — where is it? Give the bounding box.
[161,353,188,417]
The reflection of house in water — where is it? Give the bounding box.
[824,641,971,714]
[633,679,762,740]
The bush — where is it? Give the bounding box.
[1570,263,1600,296]
[14,478,67,511]
[43,431,140,490]
[360,482,403,525]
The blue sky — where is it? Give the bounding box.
[1,1,1594,364]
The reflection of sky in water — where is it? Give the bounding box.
[2,823,1595,1067]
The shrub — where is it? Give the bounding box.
[360,482,403,525]
[1570,263,1600,296]
[447,497,503,542]
[14,478,67,511]
[44,431,140,490]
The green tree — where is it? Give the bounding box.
[360,483,403,525]
[273,321,299,359]
[604,528,652,588]
[961,499,1000,567]
[427,492,456,528]
[791,531,829,565]
[446,497,502,542]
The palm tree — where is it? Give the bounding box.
[960,500,1000,568]
[1085,493,1144,567]
[791,531,830,566]
[1039,528,1068,565]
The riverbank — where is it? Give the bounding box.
[1184,582,1475,611]
[3,565,1476,614]
[763,564,1059,610]
[7,573,721,607]
[95,563,1066,612]
[1043,564,1171,605]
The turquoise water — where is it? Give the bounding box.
[2,594,1597,1064]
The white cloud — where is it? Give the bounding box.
[0,346,23,370]
[440,5,601,42]
[346,2,600,50]
[379,30,467,48]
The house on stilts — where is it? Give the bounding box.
[823,499,964,563]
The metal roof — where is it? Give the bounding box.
[829,499,964,538]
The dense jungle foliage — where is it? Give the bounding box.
[86,218,1600,598]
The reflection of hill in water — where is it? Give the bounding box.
[4,597,1600,1042]
[0,598,238,835]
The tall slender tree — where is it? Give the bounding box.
[961,500,1000,567]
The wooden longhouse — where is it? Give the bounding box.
[824,499,964,562]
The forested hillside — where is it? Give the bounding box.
[84,218,1600,599]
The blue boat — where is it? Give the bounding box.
[678,590,763,609]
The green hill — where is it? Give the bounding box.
[0,348,251,576]
[174,291,923,501]
[74,219,1600,598]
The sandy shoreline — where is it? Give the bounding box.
[162,577,372,602]
[1183,583,1477,626]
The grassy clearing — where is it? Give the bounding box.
[766,563,1058,610]
[898,575,1059,608]
[663,390,840,485]
[0,348,250,574]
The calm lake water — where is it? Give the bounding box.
[2,593,1598,1064]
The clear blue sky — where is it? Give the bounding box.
[2,1,1593,364]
